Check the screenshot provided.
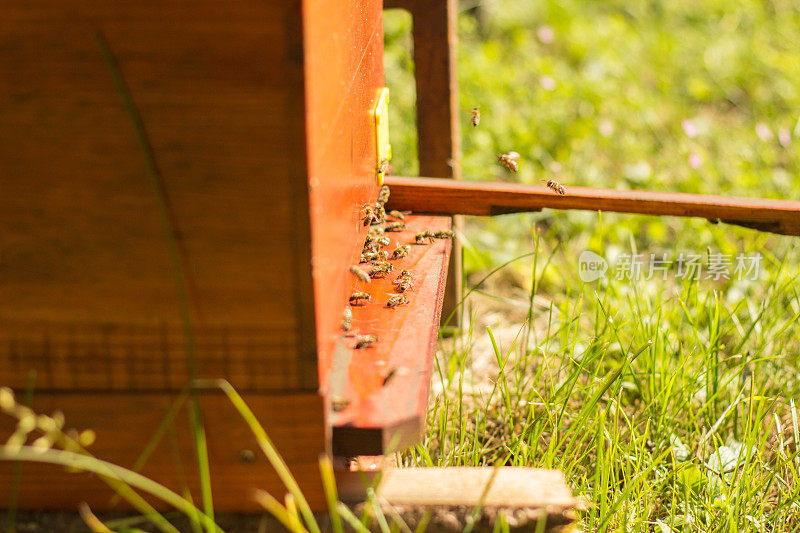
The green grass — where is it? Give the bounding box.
[387,1,800,530]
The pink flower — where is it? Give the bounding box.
[689,153,702,169]
[755,123,773,142]
[779,127,791,147]
[537,25,555,44]
[682,119,698,139]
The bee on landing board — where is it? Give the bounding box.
[361,204,376,226]
[349,292,371,305]
[434,229,454,239]
[414,231,436,245]
[386,294,408,308]
[377,183,390,205]
[497,151,520,173]
[541,179,567,195]
[390,245,411,260]
[354,334,378,349]
[388,210,411,221]
[471,106,481,127]
[384,221,406,232]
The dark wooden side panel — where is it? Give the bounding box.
[0,392,327,510]
[0,1,317,390]
[302,0,386,383]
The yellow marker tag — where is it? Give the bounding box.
[373,88,391,185]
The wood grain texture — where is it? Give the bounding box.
[0,391,326,510]
[385,177,800,236]
[303,0,388,383]
[0,1,317,390]
[324,216,451,456]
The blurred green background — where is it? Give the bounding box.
[384,0,799,286]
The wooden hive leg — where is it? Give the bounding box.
[385,0,463,325]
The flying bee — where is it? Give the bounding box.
[376,183,390,205]
[390,245,411,260]
[542,179,567,195]
[388,210,411,221]
[434,229,454,239]
[497,151,520,173]
[361,204,376,226]
[331,396,350,412]
[349,292,371,305]
[386,294,408,308]
[354,334,378,349]
[414,231,436,245]
[384,221,406,232]
[341,306,352,331]
[470,106,480,127]
[350,265,371,283]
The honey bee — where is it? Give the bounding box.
[434,230,454,239]
[349,292,371,305]
[388,210,411,221]
[341,306,352,331]
[370,261,394,277]
[497,151,520,173]
[372,204,386,225]
[385,221,406,232]
[386,294,408,308]
[381,367,398,386]
[350,265,371,283]
[368,226,385,236]
[394,278,413,292]
[361,204,376,226]
[354,334,378,349]
[377,184,390,205]
[471,106,480,127]
[414,231,436,245]
[377,160,390,180]
[542,179,567,195]
[331,396,350,412]
[390,245,411,260]
[396,269,413,280]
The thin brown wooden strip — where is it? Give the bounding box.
[385,176,800,236]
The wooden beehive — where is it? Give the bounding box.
[0,0,427,510]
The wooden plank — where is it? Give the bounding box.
[0,391,326,511]
[0,1,318,390]
[377,467,577,510]
[385,0,463,326]
[385,176,800,236]
[324,215,451,456]
[302,0,388,385]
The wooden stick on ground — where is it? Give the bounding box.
[385,176,800,237]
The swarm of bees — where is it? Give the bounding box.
[542,179,567,196]
[497,151,520,173]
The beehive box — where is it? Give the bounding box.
[0,0,444,510]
